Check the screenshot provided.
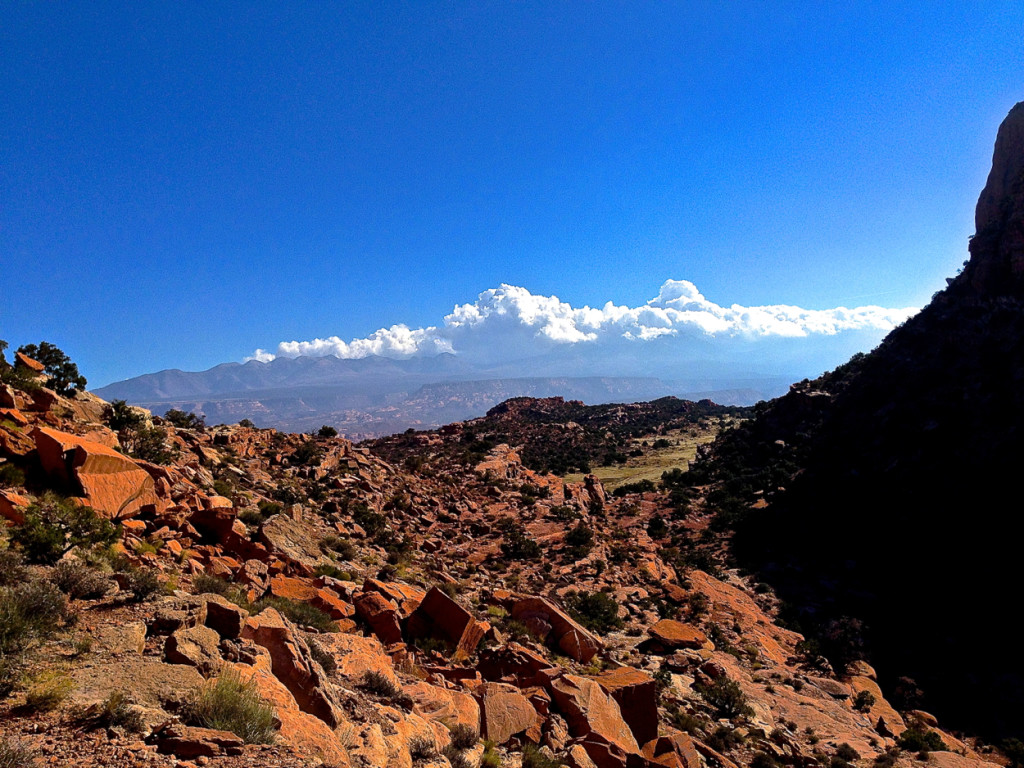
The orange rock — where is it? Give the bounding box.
[0,408,29,427]
[269,574,318,602]
[477,681,543,745]
[32,426,161,519]
[595,667,658,747]
[311,588,355,620]
[14,352,45,373]
[241,608,343,727]
[647,620,707,650]
[549,674,639,756]
[363,578,426,617]
[643,731,702,768]
[0,489,31,525]
[314,632,399,687]
[355,591,404,645]
[512,596,602,663]
[408,587,489,659]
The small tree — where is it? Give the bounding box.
[16,342,87,397]
[163,409,205,429]
[317,425,338,438]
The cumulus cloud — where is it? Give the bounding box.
[247,280,917,366]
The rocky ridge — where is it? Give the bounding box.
[0,354,1004,768]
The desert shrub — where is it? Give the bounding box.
[750,753,780,768]
[121,566,160,603]
[694,677,753,720]
[257,500,283,518]
[444,745,473,768]
[313,563,349,580]
[408,735,438,763]
[126,424,176,464]
[255,597,335,632]
[351,503,387,537]
[647,515,669,539]
[0,464,25,489]
[480,740,501,768]
[0,579,71,695]
[24,670,73,711]
[562,590,623,634]
[85,691,145,733]
[0,738,36,768]
[550,505,580,521]
[896,726,944,753]
[1002,739,1024,768]
[212,479,234,498]
[186,668,276,744]
[307,638,337,676]
[853,689,876,712]
[317,425,338,438]
[292,440,324,466]
[12,496,119,565]
[836,744,860,762]
[163,409,205,429]
[105,399,144,432]
[361,670,403,698]
[238,508,265,527]
[522,744,564,768]
[500,522,542,561]
[238,418,255,428]
[564,521,594,559]
[706,724,744,752]
[0,551,27,588]
[50,560,111,600]
[16,341,86,397]
[448,723,478,750]
[192,573,234,597]
[612,479,657,497]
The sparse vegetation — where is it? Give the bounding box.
[50,560,111,600]
[16,341,87,397]
[185,668,276,744]
[0,578,72,696]
[562,589,623,634]
[694,677,753,720]
[0,738,36,768]
[85,691,146,733]
[11,495,119,565]
[24,669,73,711]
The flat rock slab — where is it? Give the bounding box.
[71,658,204,711]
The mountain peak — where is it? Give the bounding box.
[962,101,1024,295]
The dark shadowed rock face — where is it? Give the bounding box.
[711,100,1024,741]
[961,101,1024,295]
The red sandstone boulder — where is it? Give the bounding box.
[647,620,707,651]
[408,587,489,659]
[595,667,659,747]
[33,426,161,519]
[154,724,244,757]
[643,732,702,768]
[477,682,543,745]
[549,674,639,756]
[355,591,404,645]
[512,596,602,663]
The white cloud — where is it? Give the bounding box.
[247,280,917,365]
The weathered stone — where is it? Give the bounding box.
[512,596,602,663]
[647,620,707,650]
[258,514,328,571]
[33,426,161,519]
[0,489,30,524]
[364,577,427,617]
[70,658,205,712]
[205,599,249,639]
[154,724,244,757]
[269,573,318,602]
[355,591,404,645]
[93,621,147,656]
[478,642,558,686]
[315,632,400,687]
[408,587,489,659]
[241,607,342,727]
[165,624,222,675]
[549,674,639,756]
[642,732,701,768]
[596,667,659,746]
[477,682,543,745]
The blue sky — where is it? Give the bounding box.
[2,2,1023,387]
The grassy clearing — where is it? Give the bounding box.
[564,417,738,491]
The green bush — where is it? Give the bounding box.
[186,668,276,744]
[24,670,73,711]
[0,578,72,696]
[0,463,25,489]
[317,425,338,438]
[853,689,876,712]
[562,590,623,634]
[255,597,335,632]
[122,566,160,603]
[307,638,337,676]
[522,744,564,768]
[447,723,478,750]
[499,522,541,561]
[0,550,27,588]
[896,726,944,753]
[16,341,86,397]
[694,677,753,720]
[0,738,36,768]
[163,409,205,429]
[192,573,234,597]
[84,691,146,733]
[50,560,112,600]
[12,495,119,565]
[564,521,594,559]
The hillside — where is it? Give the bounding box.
[683,102,1024,741]
[1,350,1003,767]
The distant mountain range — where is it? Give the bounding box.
[94,353,790,436]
